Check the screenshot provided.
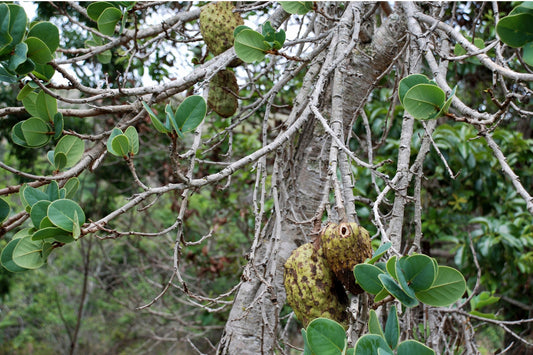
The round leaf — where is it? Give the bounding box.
[28,21,60,53]
[30,200,50,228]
[54,152,67,170]
[7,4,27,45]
[7,41,27,72]
[1,238,28,272]
[415,266,466,307]
[397,340,435,355]
[47,199,85,233]
[403,84,445,120]
[124,126,139,155]
[398,254,437,292]
[63,177,80,199]
[23,185,49,207]
[33,62,55,81]
[0,198,9,223]
[87,2,116,21]
[496,13,533,48]
[398,74,432,104]
[55,135,85,168]
[175,95,207,133]
[12,236,45,269]
[354,334,392,355]
[354,263,385,294]
[11,121,30,147]
[234,29,270,63]
[25,36,52,64]
[111,134,130,157]
[97,7,122,36]
[36,90,58,123]
[306,318,347,355]
[280,1,314,15]
[523,42,533,66]
[106,127,123,155]
[21,117,52,147]
[378,273,419,308]
[0,4,12,52]
[32,226,75,243]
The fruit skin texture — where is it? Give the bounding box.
[320,222,373,296]
[284,242,349,328]
[208,69,239,118]
[199,2,244,56]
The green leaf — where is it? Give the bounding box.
[262,21,277,41]
[28,21,60,53]
[403,84,446,120]
[54,112,64,139]
[47,199,85,233]
[496,13,533,47]
[510,2,533,15]
[72,210,81,239]
[11,121,31,147]
[97,50,112,64]
[523,42,533,66]
[55,135,85,168]
[379,273,419,307]
[142,102,170,134]
[97,7,122,36]
[21,117,52,147]
[7,4,27,46]
[106,127,123,155]
[398,74,432,104]
[39,216,54,229]
[0,4,13,53]
[1,238,29,272]
[306,318,347,355]
[354,334,391,355]
[54,152,67,170]
[234,25,253,37]
[30,200,50,228]
[31,227,74,243]
[87,2,116,21]
[175,95,207,133]
[0,65,17,83]
[46,181,60,201]
[8,41,27,72]
[63,178,80,199]
[397,254,437,292]
[395,264,417,299]
[280,1,314,15]
[368,310,385,338]
[415,266,466,307]
[32,62,55,81]
[366,242,392,264]
[25,37,52,64]
[354,263,385,294]
[124,126,139,155]
[17,82,34,101]
[36,90,57,123]
[111,134,130,157]
[397,340,435,355]
[23,185,49,207]
[386,255,397,280]
[42,242,53,259]
[302,329,313,355]
[0,198,9,223]
[470,291,500,311]
[12,236,45,269]
[384,305,399,350]
[438,86,456,117]
[234,29,270,63]
[374,287,390,303]
[454,37,485,57]
[22,91,39,117]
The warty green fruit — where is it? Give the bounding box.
[199,2,244,56]
[320,222,373,296]
[284,242,349,328]
[208,69,239,118]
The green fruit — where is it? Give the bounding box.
[284,242,350,328]
[208,69,239,118]
[199,2,244,56]
[320,222,373,295]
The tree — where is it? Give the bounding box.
[0,2,532,354]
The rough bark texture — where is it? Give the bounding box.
[218,8,407,354]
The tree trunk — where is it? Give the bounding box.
[218,6,407,354]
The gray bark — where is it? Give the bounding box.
[218,6,406,354]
